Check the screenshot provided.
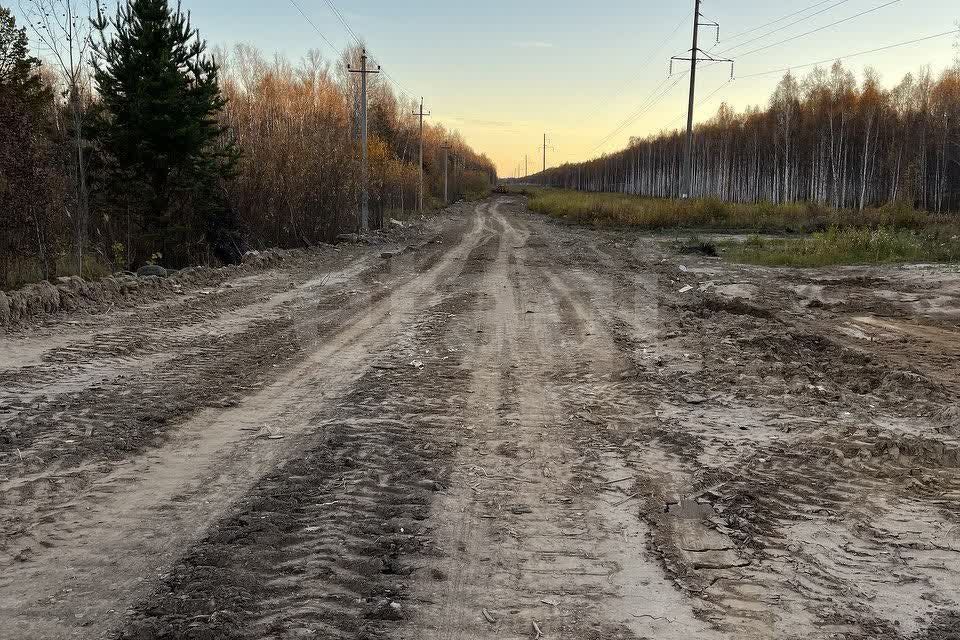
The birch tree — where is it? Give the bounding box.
[19,0,93,274]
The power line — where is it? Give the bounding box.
[721,0,838,42]
[576,27,958,172]
[323,0,362,46]
[590,75,674,152]
[664,30,956,128]
[732,0,903,60]
[287,0,340,53]
[717,0,852,55]
[640,29,959,140]
[664,77,733,129]
[572,9,692,129]
[381,70,417,102]
[737,29,960,79]
[591,73,687,153]
[292,0,421,107]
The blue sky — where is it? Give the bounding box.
[19,1,960,174]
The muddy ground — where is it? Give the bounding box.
[1,196,959,640]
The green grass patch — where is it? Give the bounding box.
[722,227,960,267]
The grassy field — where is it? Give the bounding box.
[721,227,960,268]
[507,186,960,266]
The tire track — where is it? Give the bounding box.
[0,207,487,640]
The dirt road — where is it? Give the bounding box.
[2,197,959,639]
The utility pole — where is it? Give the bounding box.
[525,154,528,179]
[542,133,547,174]
[348,49,380,231]
[538,134,556,186]
[412,97,430,213]
[671,1,732,199]
[441,142,453,204]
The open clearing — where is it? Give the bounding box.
[2,197,959,640]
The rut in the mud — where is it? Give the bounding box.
[1,198,959,640]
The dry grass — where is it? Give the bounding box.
[505,186,960,266]
[514,187,945,234]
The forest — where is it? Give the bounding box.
[537,62,960,214]
[0,0,496,288]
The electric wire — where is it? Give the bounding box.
[664,78,734,129]
[323,0,362,46]
[573,9,692,128]
[730,0,903,60]
[591,73,687,153]
[294,0,421,105]
[721,0,840,43]
[737,29,960,79]
[323,0,422,105]
[591,75,675,151]
[286,0,340,53]
[632,29,957,148]
[716,0,853,56]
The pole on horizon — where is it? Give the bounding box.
[538,134,555,186]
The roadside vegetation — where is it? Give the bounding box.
[509,186,960,266]
[722,227,960,267]
[513,56,959,268]
[0,1,495,290]
[516,186,947,232]
[531,62,959,214]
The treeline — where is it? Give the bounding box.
[220,45,495,250]
[538,62,959,213]
[0,1,495,288]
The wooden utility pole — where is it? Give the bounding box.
[412,97,430,213]
[441,142,453,204]
[671,1,732,199]
[348,49,380,231]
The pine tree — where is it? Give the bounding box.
[0,6,46,105]
[92,0,239,266]
[0,6,59,282]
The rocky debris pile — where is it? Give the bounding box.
[0,249,302,329]
[0,209,447,328]
[241,247,293,267]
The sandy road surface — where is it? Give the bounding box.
[2,197,959,639]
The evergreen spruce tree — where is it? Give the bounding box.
[0,6,46,105]
[92,0,240,266]
[0,6,58,281]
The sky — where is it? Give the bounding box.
[18,1,960,176]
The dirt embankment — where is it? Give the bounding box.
[0,219,434,329]
[0,249,301,329]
